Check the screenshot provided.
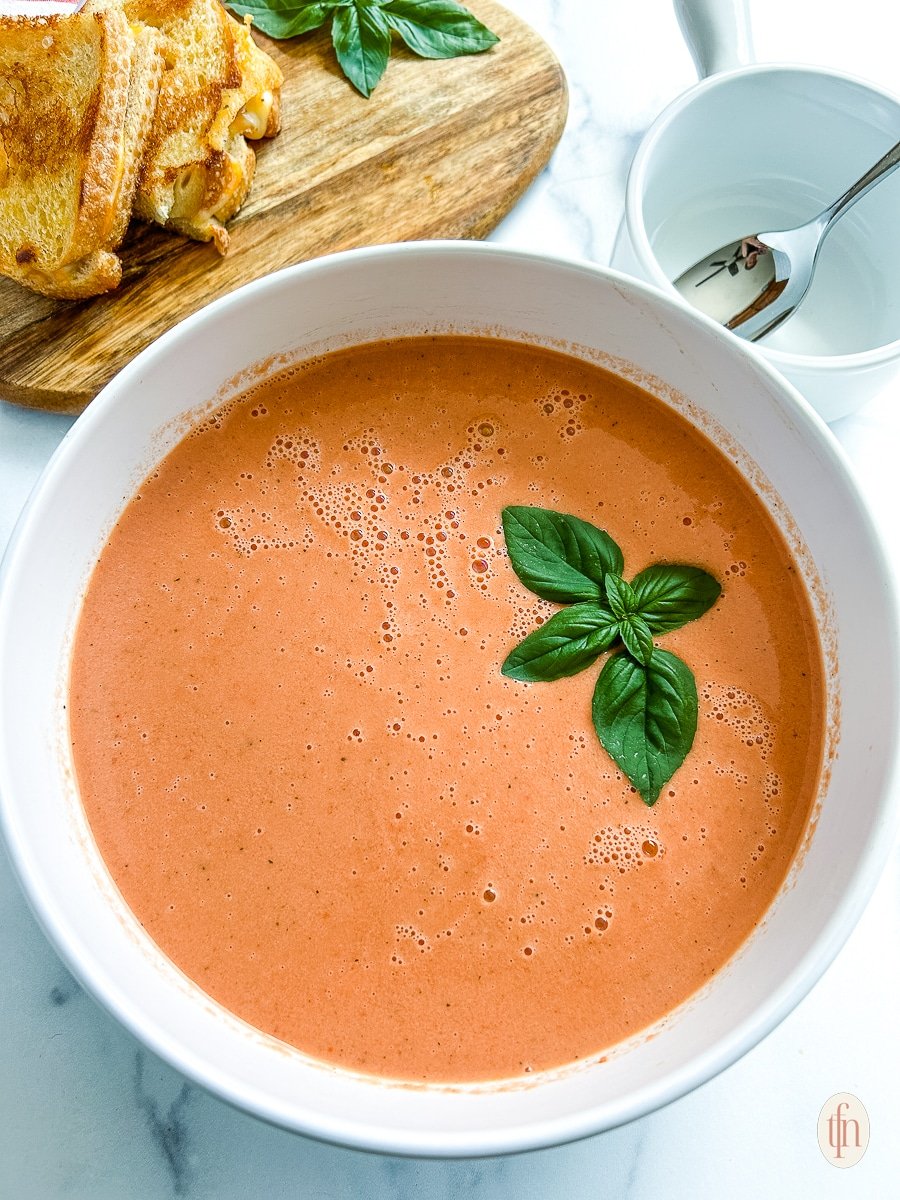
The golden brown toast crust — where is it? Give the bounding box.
[127,0,282,252]
[0,0,167,299]
[73,3,135,263]
[0,0,282,298]
[0,2,126,271]
[106,23,168,250]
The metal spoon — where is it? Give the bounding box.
[673,138,900,341]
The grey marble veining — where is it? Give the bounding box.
[133,1054,195,1197]
[491,1,695,267]
[2,2,899,1197]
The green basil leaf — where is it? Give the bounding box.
[382,0,499,58]
[630,563,722,633]
[226,0,337,39]
[617,613,654,666]
[603,573,638,620]
[501,507,625,604]
[333,2,392,96]
[502,603,619,683]
[592,648,698,805]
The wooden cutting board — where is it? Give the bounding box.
[0,0,567,412]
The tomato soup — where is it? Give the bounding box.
[69,337,825,1082]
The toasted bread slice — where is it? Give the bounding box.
[126,0,282,253]
[0,0,166,299]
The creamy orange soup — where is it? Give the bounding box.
[69,337,825,1082]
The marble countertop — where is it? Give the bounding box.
[2,2,898,1196]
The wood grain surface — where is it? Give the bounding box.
[0,0,567,412]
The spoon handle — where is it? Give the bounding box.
[822,139,900,231]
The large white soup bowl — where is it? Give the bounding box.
[1,243,897,1156]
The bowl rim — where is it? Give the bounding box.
[2,240,899,1156]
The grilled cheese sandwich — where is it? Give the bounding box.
[0,0,282,299]
[125,0,283,253]
[0,0,166,298]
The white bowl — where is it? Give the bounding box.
[1,243,898,1156]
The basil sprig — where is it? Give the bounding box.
[227,0,499,97]
[500,506,721,806]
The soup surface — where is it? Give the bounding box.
[69,337,825,1082]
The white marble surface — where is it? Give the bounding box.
[2,2,899,1196]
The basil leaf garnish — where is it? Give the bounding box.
[502,506,625,604]
[630,564,722,633]
[603,572,638,619]
[592,649,698,806]
[617,612,654,666]
[382,0,499,57]
[226,0,336,40]
[502,603,619,682]
[333,2,392,96]
[603,575,654,664]
[499,506,719,806]
[225,0,499,96]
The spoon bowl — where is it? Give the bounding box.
[672,138,900,341]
